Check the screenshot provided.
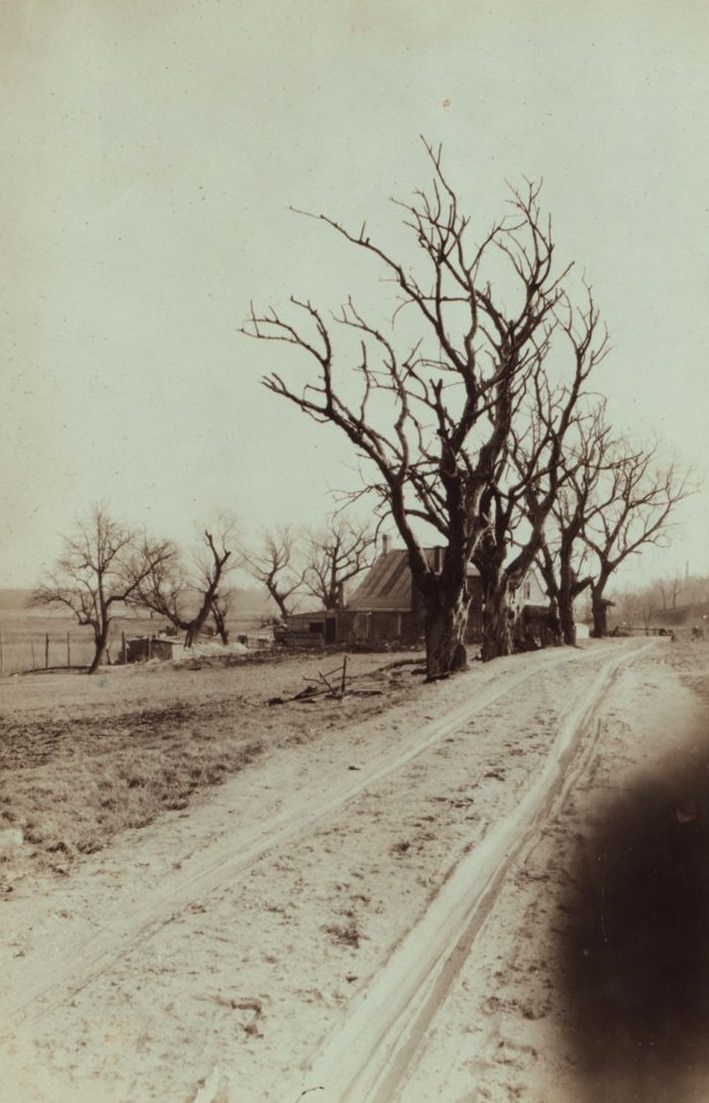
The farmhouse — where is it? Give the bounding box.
[285,540,551,649]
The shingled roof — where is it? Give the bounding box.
[346,547,480,613]
[347,549,412,611]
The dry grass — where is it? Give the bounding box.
[0,649,424,892]
[0,702,263,881]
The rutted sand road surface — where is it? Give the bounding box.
[3,638,709,1102]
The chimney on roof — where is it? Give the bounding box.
[382,534,390,556]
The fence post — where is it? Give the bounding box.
[122,631,127,664]
[0,630,4,674]
[67,632,71,669]
[31,641,36,671]
[45,633,49,669]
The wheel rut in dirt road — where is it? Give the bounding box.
[0,645,615,1033]
[303,644,655,1103]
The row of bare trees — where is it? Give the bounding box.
[30,508,377,673]
[244,141,692,677]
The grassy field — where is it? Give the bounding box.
[0,649,420,894]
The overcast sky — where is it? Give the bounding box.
[2,0,708,589]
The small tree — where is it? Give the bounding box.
[30,505,172,673]
[129,527,234,647]
[244,144,573,677]
[239,527,304,619]
[302,516,376,609]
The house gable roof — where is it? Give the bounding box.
[346,547,481,613]
[347,549,412,612]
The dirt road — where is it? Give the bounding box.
[2,638,708,1102]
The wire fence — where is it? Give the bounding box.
[0,629,100,674]
[0,615,166,674]
[0,615,273,675]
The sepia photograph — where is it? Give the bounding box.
[2,2,709,1100]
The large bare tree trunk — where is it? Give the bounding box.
[423,588,470,680]
[559,593,577,646]
[591,587,608,638]
[481,582,514,661]
[558,562,577,645]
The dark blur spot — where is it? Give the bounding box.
[561,740,709,1101]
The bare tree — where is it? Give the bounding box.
[536,402,614,644]
[473,295,608,658]
[243,144,576,677]
[302,516,376,609]
[239,527,304,619]
[656,573,684,612]
[129,526,234,647]
[30,504,172,673]
[582,444,693,637]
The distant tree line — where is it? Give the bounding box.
[608,572,709,632]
